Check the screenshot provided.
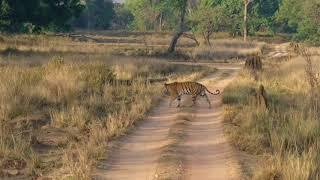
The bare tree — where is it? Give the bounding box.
[168,0,188,53]
[243,0,254,42]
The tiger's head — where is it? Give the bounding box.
[163,82,177,96]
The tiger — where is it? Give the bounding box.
[164,81,220,108]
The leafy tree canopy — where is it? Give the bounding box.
[72,0,115,30]
[0,0,84,32]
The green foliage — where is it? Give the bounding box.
[256,0,280,17]
[277,0,320,44]
[125,0,179,31]
[125,0,153,30]
[221,0,243,36]
[188,0,243,36]
[72,0,115,30]
[189,1,227,44]
[1,0,319,44]
[276,0,302,33]
[0,0,10,28]
[0,0,85,32]
[112,4,134,30]
[248,0,280,34]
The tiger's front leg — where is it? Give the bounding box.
[191,95,197,107]
[168,96,180,107]
[169,97,175,107]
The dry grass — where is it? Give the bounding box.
[0,58,213,179]
[0,33,218,179]
[192,39,264,61]
[0,60,212,179]
[223,48,320,179]
[0,33,262,61]
[0,31,261,179]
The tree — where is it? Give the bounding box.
[73,0,115,30]
[276,0,320,44]
[112,3,134,30]
[41,0,85,31]
[0,0,41,32]
[191,0,243,38]
[189,1,227,46]
[167,0,188,53]
[125,0,178,31]
[0,0,10,30]
[218,0,243,37]
[243,0,254,41]
[125,0,157,30]
[0,0,84,32]
[247,0,280,34]
[276,0,302,32]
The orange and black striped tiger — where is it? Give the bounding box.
[164,82,220,108]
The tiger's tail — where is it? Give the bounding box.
[206,88,220,95]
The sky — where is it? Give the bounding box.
[113,0,124,3]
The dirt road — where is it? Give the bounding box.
[93,64,241,180]
[183,69,240,180]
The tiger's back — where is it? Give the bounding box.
[169,81,203,94]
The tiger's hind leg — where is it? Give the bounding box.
[177,95,182,108]
[204,93,212,108]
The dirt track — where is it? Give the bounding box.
[93,64,241,180]
[183,69,240,180]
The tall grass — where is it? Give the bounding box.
[223,54,320,179]
[0,52,214,178]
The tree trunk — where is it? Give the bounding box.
[203,32,211,47]
[168,32,183,53]
[87,5,91,30]
[243,1,248,42]
[168,0,187,53]
[159,12,163,32]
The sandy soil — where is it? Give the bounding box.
[93,64,242,180]
[183,69,241,180]
[93,100,178,180]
